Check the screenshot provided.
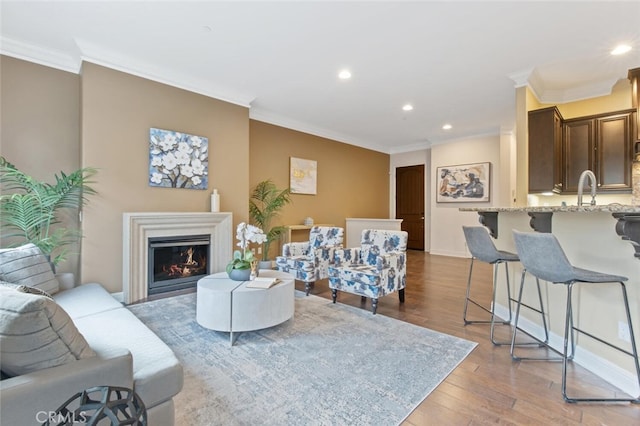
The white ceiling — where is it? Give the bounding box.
[2,1,639,153]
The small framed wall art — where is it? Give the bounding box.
[148,128,208,190]
[290,157,317,195]
[436,162,490,203]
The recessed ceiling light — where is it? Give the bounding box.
[338,70,352,79]
[611,44,632,55]
[442,123,452,130]
[402,104,413,111]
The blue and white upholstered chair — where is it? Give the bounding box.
[328,229,408,314]
[275,226,344,295]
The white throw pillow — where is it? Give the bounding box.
[0,286,96,376]
[0,243,60,294]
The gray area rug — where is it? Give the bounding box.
[128,291,477,425]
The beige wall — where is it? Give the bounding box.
[249,120,390,259]
[1,57,390,292]
[0,55,82,276]
[429,135,502,257]
[80,63,250,292]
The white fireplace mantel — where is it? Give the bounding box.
[123,212,232,304]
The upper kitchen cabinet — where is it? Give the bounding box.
[563,117,594,193]
[528,107,563,193]
[563,109,635,193]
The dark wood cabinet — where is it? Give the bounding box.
[528,107,563,193]
[529,107,635,194]
[563,110,634,193]
[596,111,635,191]
[563,118,594,193]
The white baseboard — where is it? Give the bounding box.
[493,303,639,397]
[429,249,468,258]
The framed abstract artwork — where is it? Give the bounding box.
[148,128,208,190]
[290,157,317,195]
[436,162,490,203]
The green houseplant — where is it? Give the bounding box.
[0,156,97,267]
[249,179,292,262]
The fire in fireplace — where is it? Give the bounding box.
[148,234,210,295]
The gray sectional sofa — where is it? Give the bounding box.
[0,244,183,425]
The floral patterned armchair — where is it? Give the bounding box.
[275,226,344,295]
[328,229,408,314]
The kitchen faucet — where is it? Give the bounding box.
[577,170,597,206]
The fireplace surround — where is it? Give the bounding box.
[123,212,232,304]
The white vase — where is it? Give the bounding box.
[211,189,220,212]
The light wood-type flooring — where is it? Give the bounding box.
[149,250,640,424]
[309,251,640,425]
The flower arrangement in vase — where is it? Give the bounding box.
[226,222,267,281]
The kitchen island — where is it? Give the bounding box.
[459,204,640,397]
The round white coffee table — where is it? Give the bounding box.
[196,269,295,345]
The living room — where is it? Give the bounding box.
[2,1,640,424]
[2,59,637,295]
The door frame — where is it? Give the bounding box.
[390,155,430,252]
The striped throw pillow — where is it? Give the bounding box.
[0,244,60,294]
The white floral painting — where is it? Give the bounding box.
[149,128,208,190]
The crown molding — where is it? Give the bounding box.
[428,128,502,147]
[509,66,617,104]
[536,78,618,104]
[0,35,256,108]
[0,36,80,73]
[75,38,254,108]
[251,107,438,155]
[508,69,532,88]
[249,108,389,154]
[389,141,431,154]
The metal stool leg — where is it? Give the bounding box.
[464,257,519,346]
[562,282,640,403]
[463,257,481,324]
[463,258,510,325]
[511,269,563,360]
[489,261,514,345]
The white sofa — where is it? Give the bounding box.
[0,245,183,425]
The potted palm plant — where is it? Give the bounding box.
[0,156,97,269]
[249,179,292,267]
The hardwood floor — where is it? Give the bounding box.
[149,251,640,424]
[304,251,640,425]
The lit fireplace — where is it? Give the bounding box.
[148,234,210,295]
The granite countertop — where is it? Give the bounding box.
[459,204,640,213]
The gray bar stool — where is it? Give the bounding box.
[462,226,520,345]
[512,230,640,403]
